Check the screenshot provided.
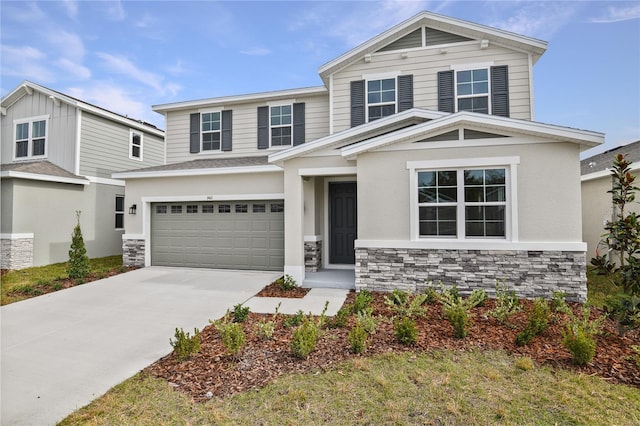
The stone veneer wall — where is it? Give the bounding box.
[355,248,587,302]
[122,239,145,267]
[1,237,34,270]
[304,240,322,272]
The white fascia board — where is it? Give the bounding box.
[85,176,126,186]
[112,164,283,179]
[152,86,327,112]
[0,171,89,185]
[141,193,284,203]
[299,167,357,176]
[355,239,586,252]
[341,112,604,158]
[269,108,447,163]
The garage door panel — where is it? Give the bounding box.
[151,200,284,271]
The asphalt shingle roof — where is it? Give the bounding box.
[119,156,271,174]
[581,141,640,175]
[0,161,88,181]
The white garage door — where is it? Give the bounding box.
[151,201,284,270]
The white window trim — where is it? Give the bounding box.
[269,104,293,148]
[450,63,495,115]
[115,194,125,230]
[201,111,222,152]
[13,115,49,160]
[407,156,519,243]
[365,76,398,123]
[129,129,143,161]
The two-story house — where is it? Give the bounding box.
[114,11,603,301]
[1,81,165,269]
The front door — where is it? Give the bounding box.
[329,182,357,264]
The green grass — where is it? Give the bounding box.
[586,266,621,308]
[59,350,640,426]
[1,255,123,305]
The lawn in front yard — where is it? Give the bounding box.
[1,255,128,305]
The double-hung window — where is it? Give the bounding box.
[411,158,517,240]
[201,112,221,151]
[456,68,489,114]
[270,105,292,147]
[15,117,47,159]
[367,78,396,121]
[130,130,143,160]
[115,195,124,229]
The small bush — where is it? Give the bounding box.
[169,327,201,361]
[67,211,90,280]
[283,310,305,328]
[255,303,280,340]
[394,316,418,345]
[386,289,409,306]
[489,281,521,324]
[423,286,439,305]
[384,290,428,319]
[355,310,378,335]
[277,274,297,291]
[551,291,571,314]
[605,293,640,333]
[515,298,550,346]
[232,304,250,323]
[438,285,484,338]
[212,312,246,358]
[291,317,320,359]
[562,306,605,365]
[469,288,488,307]
[348,324,368,354]
[353,290,373,314]
[328,305,351,329]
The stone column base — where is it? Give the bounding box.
[122,238,145,267]
[1,235,34,270]
[304,240,322,272]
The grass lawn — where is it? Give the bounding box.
[1,255,123,305]
[59,350,639,425]
[586,266,622,308]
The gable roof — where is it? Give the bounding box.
[581,140,640,175]
[318,11,548,85]
[0,81,164,137]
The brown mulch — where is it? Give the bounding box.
[146,292,640,402]
[254,278,310,298]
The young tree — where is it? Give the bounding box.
[68,210,90,280]
[602,154,640,295]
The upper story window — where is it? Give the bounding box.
[270,105,292,147]
[367,78,396,121]
[15,116,48,159]
[201,112,221,151]
[456,69,489,114]
[130,130,143,160]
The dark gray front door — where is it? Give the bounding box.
[329,182,357,264]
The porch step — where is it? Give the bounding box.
[302,269,355,290]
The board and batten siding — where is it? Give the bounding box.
[1,90,77,172]
[331,43,531,133]
[79,112,164,178]
[165,94,329,164]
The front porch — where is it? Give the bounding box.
[302,268,355,290]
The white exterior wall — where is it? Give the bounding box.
[1,90,77,171]
[331,42,531,133]
[79,112,164,178]
[164,94,329,164]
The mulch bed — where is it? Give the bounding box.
[146,292,640,402]
[254,279,311,298]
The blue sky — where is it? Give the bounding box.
[1,1,639,157]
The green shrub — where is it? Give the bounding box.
[515,298,550,346]
[605,293,640,333]
[438,285,484,338]
[394,316,418,345]
[384,290,428,319]
[489,281,521,324]
[423,286,439,305]
[291,317,320,359]
[348,324,368,354]
[328,305,351,329]
[67,211,90,280]
[283,310,305,328]
[255,303,280,340]
[52,282,63,291]
[232,303,250,323]
[562,306,605,365]
[551,291,571,314]
[469,289,488,307]
[212,313,246,358]
[352,290,373,314]
[277,274,297,291]
[355,310,378,335]
[169,327,201,361]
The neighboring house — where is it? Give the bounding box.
[1,81,165,269]
[115,11,603,301]
[581,140,640,263]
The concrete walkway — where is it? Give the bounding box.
[246,287,349,316]
[1,267,282,426]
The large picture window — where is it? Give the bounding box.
[15,117,47,159]
[417,167,507,239]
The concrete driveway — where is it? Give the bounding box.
[1,267,280,426]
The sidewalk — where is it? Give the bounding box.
[244,288,349,315]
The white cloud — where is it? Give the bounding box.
[55,58,91,80]
[3,2,46,23]
[96,52,179,96]
[61,0,79,20]
[106,0,126,21]
[46,30,86,62]
[0,45,55,83]
[590,4,640,23]
[240,47,272,56]
[489,3,579,39]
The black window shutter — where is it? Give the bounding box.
[350,80,365,127]
[397,74,414,112]
[221,110,232,151]
[257,106,269,149]
[189,113,200,153]
[292,102,305,146]
[490,65,510,117]
[437,70,455,113]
